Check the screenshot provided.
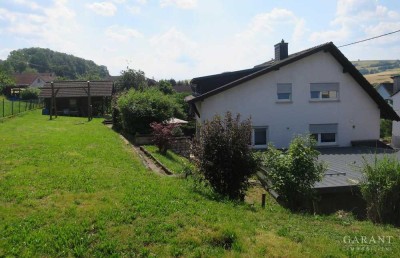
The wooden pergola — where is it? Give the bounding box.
[39,80,114,121]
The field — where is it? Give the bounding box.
[1,111,400,257]
[352,60,400,85]
[364,68,400,85]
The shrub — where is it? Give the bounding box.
[360,156,400,226]
[261,135,326,211]
[157,80,175,95]
[150,122,176,154]
[380,119,392,140]
[117,88,182,135]
[194,112,259,200]
[20,88,40,100]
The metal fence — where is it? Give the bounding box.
[0,98,43,118]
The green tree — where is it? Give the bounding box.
[158,80,175,94]
[194,112,259,200]
[0,70,15,94]
[262,135,326,211]
[116,67,147,91]
[116,88,181,134]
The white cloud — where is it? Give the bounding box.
[160,0,197,9]
[13,0,40,10]
[86,2,117,16]
[238,8,306,40]
[105,25,143,41]
[136,0,147,4]
[0,1,81,54]
[111,0,126,3]
[150,27,196,59]
[311,0,400,45]
[127,6,141,15]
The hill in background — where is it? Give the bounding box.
[352,60,400,85]
[1,48,109,80]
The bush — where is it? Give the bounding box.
[20,88,40,100]
[150,122,176,154]
[261,135,326,211]
[380,119,392,140]
[360,156,400,226]
[117,88,182,135]
[194,112,259,200]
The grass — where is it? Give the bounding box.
[1,111,400,257]
[143,145,193,174]
[0,95,41,118]
[365,68,400,85]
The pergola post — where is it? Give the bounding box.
[50,81,54,120]
[87,81,92,121]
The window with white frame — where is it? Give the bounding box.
[309,124,338,146]
[310,83,339,100]
[252,127,268,148]
[277,83,292,101]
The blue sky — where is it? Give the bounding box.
[0,0,400,79]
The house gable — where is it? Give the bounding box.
[189,42,399,121]
[196,50,382,148]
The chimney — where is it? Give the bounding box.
[274,39,288,61]
[393,75,400,94]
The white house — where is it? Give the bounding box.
[391,76,400,147]
[188,41,399,149]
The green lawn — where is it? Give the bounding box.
[1,111,400,257]
[0,96,41,118]
[143,145,193,174]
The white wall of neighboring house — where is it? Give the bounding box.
[195,51,380,149]
[29,77,46,88]
[392,92,400,148]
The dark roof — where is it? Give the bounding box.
[191,67,265,95]
[13,73,57,86]
[377,82,394,95]
[39,81,114,98]
[13,73,39,86]
[188,42,400,121]
[173,84,193,93]
[315,147,399,193]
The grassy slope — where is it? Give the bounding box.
[365,68,400,85]
[1,111,399,257]
[352,60,400,84]
[143,145,192,174]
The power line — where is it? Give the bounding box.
[338,29,400,48]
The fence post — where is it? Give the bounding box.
[25,101,27,111]
[261,193,266,209]
[2,99,4,117]
[11,101,13,115]
[19,100,21,114]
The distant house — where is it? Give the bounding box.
[375,82,394,105]
[6,73,57,97]
[187,40,399,149]
[39,81,114,117]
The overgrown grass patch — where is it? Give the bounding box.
[1,111,399,257]
[143,145,193,174]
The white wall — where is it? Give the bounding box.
[30,77,45,88]
[195,51,380,148]
[392,93,400,147]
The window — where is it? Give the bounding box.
[310,83,339,100]
[277,83,292,101]
[309,124,338,146]
[252,127,268,148]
